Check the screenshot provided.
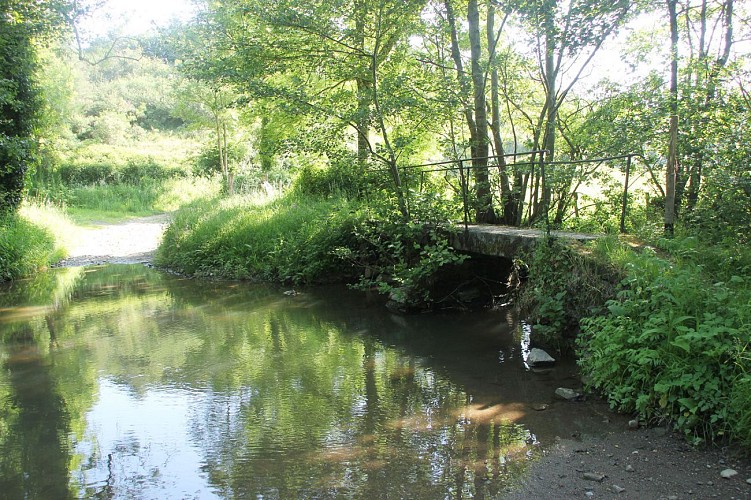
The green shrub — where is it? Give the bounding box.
[292,159,368,199]
[519,237,620,350]
[0,209,64,281]
[578,245,751,444]
[58,157,184,186]
[333,208,467,310]
[58,161,116,185]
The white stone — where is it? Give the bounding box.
[555,387,580,400]
[720,468,738,479]
[527,348,556,366]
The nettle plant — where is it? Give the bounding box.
[578,247,751,444]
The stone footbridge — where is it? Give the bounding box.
[450,224,600,258]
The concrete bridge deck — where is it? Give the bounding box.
[450,224,601,258]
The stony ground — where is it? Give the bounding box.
[507,421,751,499]
[55,213,170,267]
[52,214,751,499]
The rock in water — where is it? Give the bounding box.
[555,387,581,401]
[527,348,556,366]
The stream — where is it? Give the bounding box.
[0,264,615,498]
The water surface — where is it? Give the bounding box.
[0,265,612,498]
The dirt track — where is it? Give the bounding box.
[55,213,170,267]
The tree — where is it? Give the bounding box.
[665,0,679,237]
[0,0,71,212]
[512,0,632,224]
[443,0,499,223]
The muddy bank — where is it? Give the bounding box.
[506,423,751,499]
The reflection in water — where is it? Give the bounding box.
[0,265,610,498]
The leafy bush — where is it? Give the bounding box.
[519,237,620,350]
[192,142,247,178]
[337,214,468,309]
[685,171,751,245]
[58,156,184,186]
[578,245,751,444]
[292,159,368,199]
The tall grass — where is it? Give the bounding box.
[0,202,75,280]
[66,177,221,222]
[157,193,363,283]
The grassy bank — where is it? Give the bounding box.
[0,203,75,281]
[577,237,751,445]
[156,194,365,282]
[523,235,751,446]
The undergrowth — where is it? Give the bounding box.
[0,202,73,281]
[519,237,621,351]
[577,238,751,445]
[157,194,363,283]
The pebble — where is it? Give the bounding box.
[721,468,738,479]
[747,478,751,485]
[625,465,634,472]
[583,472,606,482]
[611,484,626,493]
[628,419,639,429]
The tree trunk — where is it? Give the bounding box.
[540,0,557,223]
[355,0,370,171]
[487,2,517,226]
[665,0,679,237]
[468,0,497,223]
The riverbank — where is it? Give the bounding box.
[508,423,751,499]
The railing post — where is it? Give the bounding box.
[620,154,632,234]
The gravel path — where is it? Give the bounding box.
[55,213,170,267]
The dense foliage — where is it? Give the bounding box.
[577,238,751,444]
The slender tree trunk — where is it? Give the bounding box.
[665,0,679,237]
[487,3,516,225]
[686,0,734,212]
[223,122,234,195]
[540,1,556,223]
[355,0,370,171]
[371,41,408,219]
[468,0,497,223]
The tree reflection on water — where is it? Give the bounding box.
[0,265,536,498]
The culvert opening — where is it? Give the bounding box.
[426,252,518,310]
